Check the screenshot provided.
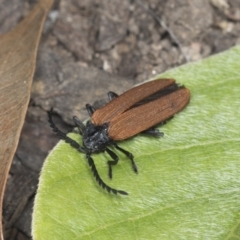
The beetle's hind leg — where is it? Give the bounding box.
[142,128,164,137]
[113,144,138,174]
[105,148,119,179]
[86,153,128,195]
[142,116,174,137]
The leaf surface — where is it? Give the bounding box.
[33,46,240,240]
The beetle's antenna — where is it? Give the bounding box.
[48,108,85,152]
[86,154,128,195]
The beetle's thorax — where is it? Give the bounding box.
[82,121,111,152]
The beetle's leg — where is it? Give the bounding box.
[86,153,128,195]
[73,116,85,135]
[105,148,119,179]
[48,108,85,152]
[86,93,118,117]
[113,144,138,174]
[85,103,96,117]
[142,128,164,137]
[108,91,118,101]
[159,116,174,125]
[142,116,174,137]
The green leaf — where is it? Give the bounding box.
[32,46,240,240]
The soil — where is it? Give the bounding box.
[1,0,240,239]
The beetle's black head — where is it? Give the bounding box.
[82,121,111,153]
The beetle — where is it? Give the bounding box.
[48,78,190,195]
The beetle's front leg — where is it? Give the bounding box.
[86,153,127,195]
[105,148,119,179]
[73,116,85,135]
